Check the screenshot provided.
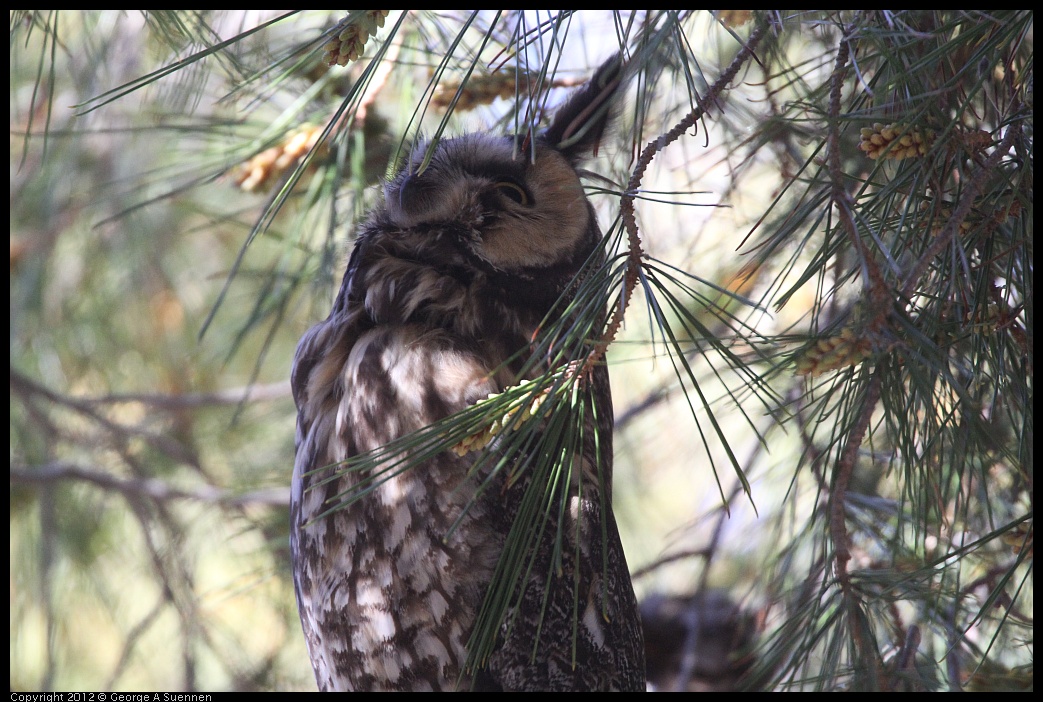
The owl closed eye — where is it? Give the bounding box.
[289,55,644,692]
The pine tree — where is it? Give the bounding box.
[10,11,1031,691]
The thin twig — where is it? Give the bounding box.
[11,368,200,466]
[631,547,712,580]
[104,595,167,690]
[830,366,884,667]
[819,28,889,659]
[823,33,886,682]
[87,381,290,409]
[11,461,290,507]
[822,23,866,583]
[587,21,771,372]
[826,25,888,304]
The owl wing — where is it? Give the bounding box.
[481,507,645,691]
[289,293,368,691]
[476,363,645,691]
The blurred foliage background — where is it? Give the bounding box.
[10,10,1032,691]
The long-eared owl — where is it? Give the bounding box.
[290,56,644,691]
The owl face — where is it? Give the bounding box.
[383,134,594,274]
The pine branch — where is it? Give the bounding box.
[11,461,289,508]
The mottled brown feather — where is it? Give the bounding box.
[290,55,643,691]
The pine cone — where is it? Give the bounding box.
[234,124,326,192]
[433,71,534,111]
[451,378,551,456]
[323,11,389,67]
[796,326,873,377]
[859,122,931,160]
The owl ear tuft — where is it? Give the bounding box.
[544,54,626,161]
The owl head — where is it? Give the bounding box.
[380,57,625,279]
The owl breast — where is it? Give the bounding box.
[292,326,508,691]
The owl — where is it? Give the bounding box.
[289,56,644,691]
